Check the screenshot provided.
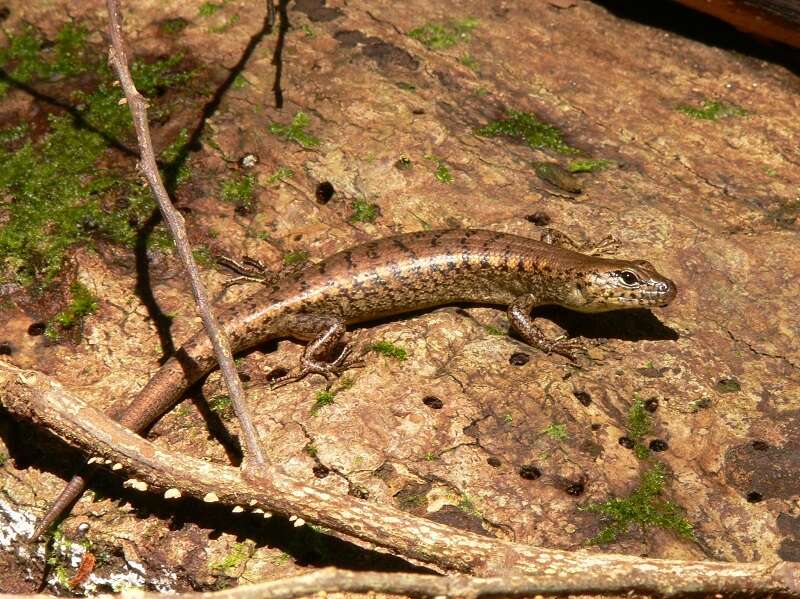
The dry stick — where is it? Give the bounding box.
[104,0,265,467]
[0,566,788,599]
[3,363,797,597]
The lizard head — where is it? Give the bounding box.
[565,259,677,312]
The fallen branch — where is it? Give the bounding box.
[2,362,797,596]
[105,0,265,466]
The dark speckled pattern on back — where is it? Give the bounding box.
[32,229,677,538]
[123,229,677,430]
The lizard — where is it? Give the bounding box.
[30,228,677,540]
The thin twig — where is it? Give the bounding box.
[2,362,797,596]
[104,0,265,466]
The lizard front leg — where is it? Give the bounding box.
[271,313,363,387]
[508,294,584,361]
[539,227,619,256]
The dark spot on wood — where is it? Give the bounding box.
[618,436,635,449]
[313,464,330,478]
[573,390,591,406]
[349,484,369,499]
[518,464,541,480]
[526,211,551,226]
[509,352,529,366]
[0,342,12,355]
[746,491,764,503]
[649,439,668,452]
[422,395,443,409]
[565,481,584,496]
[315,181,335,204]
[487,456,501,467]
[752,440,769,451]
[27,323,46,336]
[644,398,659,412]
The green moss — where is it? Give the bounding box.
[485,325,505,336]
[627,396,651,441]
[0,123,30,146]
[475,110,577,155]
[192,246,215,268]
[543,422,568,441]
[283,250,309,266]
[425,155,453,183]
[397,493,426,510]
[209,394,233,416]
[160,18,189,35]
[460,53,478,70]
[0,115,114,284]
[350,199,379,223]
[582,462,695,545]
[0,452,8,467]
[370,341,407,361]
[424,451,438,461]
[231,73,249,89]
[221,174,256,210]
[198,2,222,17]
[160,128,192,187]
[209,542,250,571]
[457,494,481,517]
[304,444,318,458]
[0,22,89,86]
[0,22,194,287]
[408,17,478,50]
[267,166,294,185]
[268,111,320,148]
[567,159,612,173]
[627,395,652,459]
[311,390,336,415]
[678,100,746,120]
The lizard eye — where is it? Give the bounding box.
[617,270,639,286]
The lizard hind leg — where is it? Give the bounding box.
[270,313,364,388]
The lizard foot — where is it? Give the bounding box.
[270,343,364,389]
[542,336,587,362]
[218,255,306,288]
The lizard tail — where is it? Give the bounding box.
[30,290,286,541]
[29,356,200,541]
[30,473,91,541]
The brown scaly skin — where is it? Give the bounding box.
[31,229,677,539]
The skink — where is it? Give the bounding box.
[31,228,677,539]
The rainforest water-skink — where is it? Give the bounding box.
[31,228,677,539]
